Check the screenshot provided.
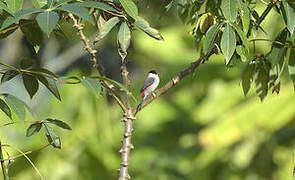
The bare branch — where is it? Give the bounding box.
[135,46,218,114]
[68,13,127,113]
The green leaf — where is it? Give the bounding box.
[203,23,222,54]
[2,93,26,120]
[47,0,55,8]
[43,118,72,130]
[1,8,44,30]
[22,73,39,99]
[117,21,131,60]
[31,0,47,8]
[20,57,36,69]
[241,61,255,96]
[134,16,164,41]
[288,49,295,90]
[268,28,288,66]
[58,4,94,25]
[230,22,249,52]
[20,19,43,48]
[7,0,23,13]
[74,1,118,12]
[36,11,59,37]
[221,0,238,22]
[236,45,248,62]
[37,75,61,101]
[30,68,58,78]
[43,123,61,148]
[281,1,295,34]
[221,24,236,64]
[240,2,250,35]
[81,77,102,98]
[1,70,19,83]
[26,123,42,137]
[255,62,269,101]
[0,24,19,39]
[0,98,12,119]
[0,1,14,15]
[118,0,138,20]
[94,17,120,42]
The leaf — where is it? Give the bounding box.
[43,123,61,148]
[241,61,255,96]
[20,57,36,69]
[117,21,131,60]
[30,68,58,78]
[281,1,295,34]
[236,45,248,62]
[2,93,26,120]
[94,17,120,43]
[221,24,236,64]
[74,1,118,12]
[31,0,47,8]
[81,77,102,98]
[47,0,55,8]
[36,11,59,37]
[288,49,295,90]
[7,0,23,13]
[118,0,138,20]
[58,4,94,25]
[221,0,238,22]
[0,98,12,119]
[43,118,72,130]
[268,28,288,66]
[255,62,269,101]
[203,23,222,54]
[20,19,43,49]
[37,75,61,101]
[0,1,14,15]
[0,24,19,39]
[26,123,42,137]
[1,8,44,30]
[1,70,19,83]
[240,2,250,35]
[22,73,39,99]
[134,16,164,41]
[230,22,249,52]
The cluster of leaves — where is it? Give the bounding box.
[164,0,295,101]
[27,118,71,148]
[0,0,164,58]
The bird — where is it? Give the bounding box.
[137,70,160,110]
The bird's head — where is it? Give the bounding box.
[148,70,158,75]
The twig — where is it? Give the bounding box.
[135,46,218,114]
[256,0,279,25]
[0,121,39,128]
[68,13,127,113]
[1,144,45,180]
[0,140,9,180]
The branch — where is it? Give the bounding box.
[135,46,218,115]
[118,59,135,179]
[256,0,279,26]
[68,13,127,113]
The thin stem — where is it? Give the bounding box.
[256,0,279,25]
[0,121,39,128]
[68,13,127,113]
[1,144,45,180]
[0,140,9,180]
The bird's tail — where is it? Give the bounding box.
[136,98,144,111]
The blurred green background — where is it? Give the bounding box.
[1,1,295,180]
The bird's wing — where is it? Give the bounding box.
[140,77,155,93]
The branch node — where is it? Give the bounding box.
[128,144,134,149]
[120,161,128,167]
[151,92,157,98]
[172,78,178,85]
[124,132,132,137]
